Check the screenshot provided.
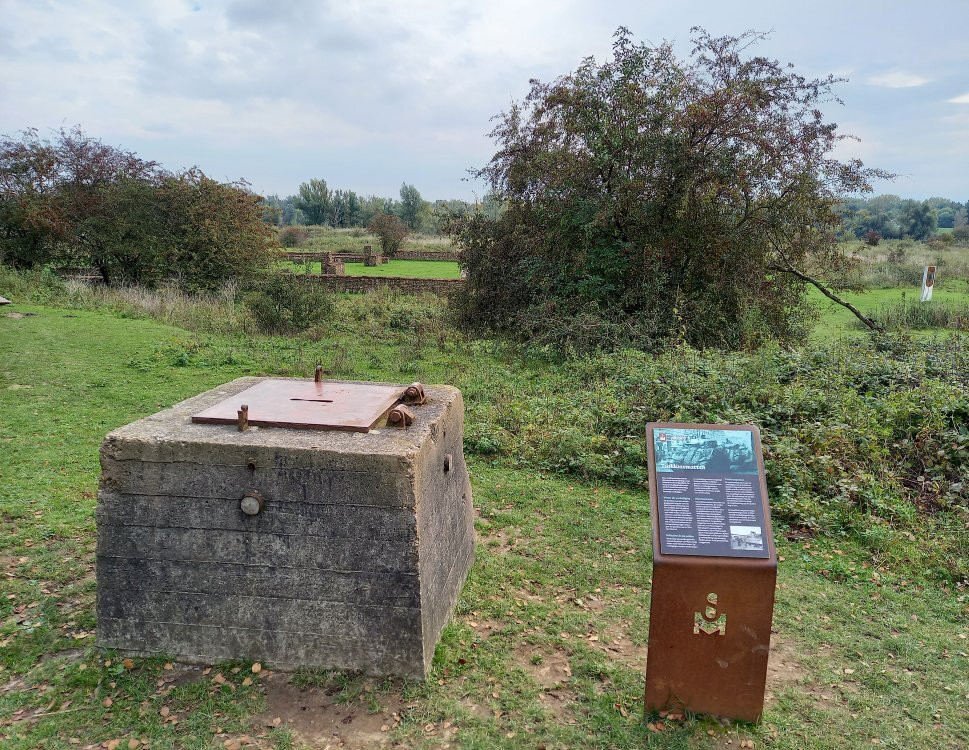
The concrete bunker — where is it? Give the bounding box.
[95,376,475,678]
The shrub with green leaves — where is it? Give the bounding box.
[278,226,309,248]
[463,337,968,580]
[0,128,275,289]
[242,275,332,334]
[367,212,408,256]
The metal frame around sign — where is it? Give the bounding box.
[647,422,775,559]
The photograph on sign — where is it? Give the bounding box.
[651,425,770,559]
[730,525,764,551]
[653,427,756,474]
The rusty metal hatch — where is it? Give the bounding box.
[191,379,408,433]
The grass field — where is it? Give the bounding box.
[0,293,966,749]
[288,226,454,255]
[809,278,969,337]
[281,259,462,279]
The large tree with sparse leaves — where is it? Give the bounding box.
[447,28,891,351]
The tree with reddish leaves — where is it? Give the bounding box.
[1,127,273,288]
[448,28,890,350]
[0,127,157,275]
[0,128,68,269]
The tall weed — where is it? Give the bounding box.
[862,300,969,331]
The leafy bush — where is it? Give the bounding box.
[460,338,968,580]
[0,129,275,290]
[864,230,882,246]
[368,212,408,256]
[162,170,276,292]
[951,226,969,243]
[448,28,889,352]
[243,275,333,334]
[279,226,309,248]
[0,266,66,303]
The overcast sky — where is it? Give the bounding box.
[2,0,967,201]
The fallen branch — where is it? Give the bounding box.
[767,261,883,332]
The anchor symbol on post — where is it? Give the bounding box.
[694,592,726,635]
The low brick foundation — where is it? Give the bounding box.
[393,249,462,262]
[294,274,465,296]
[283,249,460,263]
[321,275,464,296]
[283,251,389,265]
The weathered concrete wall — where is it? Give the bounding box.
[96,378,474,678]
[414,393,474,669]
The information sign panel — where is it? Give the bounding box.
[653,425,770,558]
[644,422,777,723]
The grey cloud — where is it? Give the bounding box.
[134,8,398,108]
[225,0,324,29]
[3,0,968,200]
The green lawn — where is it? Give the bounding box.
[809,278,969,338]
[0,300,966,749]
[345,260,462,279]
[281,259,462,279]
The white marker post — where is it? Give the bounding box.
[921,265,936,302]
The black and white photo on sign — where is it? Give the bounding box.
[730,525,764,550]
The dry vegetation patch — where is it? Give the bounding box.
[512,645,573,688]
[254,673,403,749]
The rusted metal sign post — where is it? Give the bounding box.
[644,423,777,722]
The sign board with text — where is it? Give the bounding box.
[644,423,777,723]
[653,425,770,559]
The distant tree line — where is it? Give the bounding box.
[0,127,273,289]
[839,195,968,241]
[262,180,503,235]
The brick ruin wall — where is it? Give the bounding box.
[284,249,461,263]
[288,273,465,296]
[392,249,462,262]
[318,275,465,296]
